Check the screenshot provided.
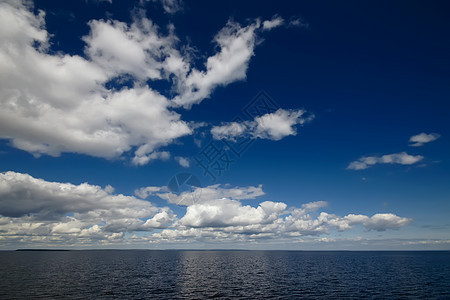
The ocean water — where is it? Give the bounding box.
[0,250,449,299]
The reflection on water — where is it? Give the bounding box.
[0,250,449,299]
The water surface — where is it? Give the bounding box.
[1,250,449,299]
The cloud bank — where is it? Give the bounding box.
[0,171,412,247]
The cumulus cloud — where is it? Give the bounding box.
[211,108,313,141]
[171,19,262,107]
[0,171,175,245]
[0,1,191,163]
[157,201,412,243]
[253,109,313,140]
[409,132,440,147]
[180,199,287,227]
[83,16,174,81]
[0,1,289,164]
[136,183,411,238]
[0,172,412,247]
[325,213,412,232]
[144,183,265,206]
[363,213,412,231]
[347,152,424,170]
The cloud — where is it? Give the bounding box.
[135,186,165,199]
[211,108,313,141]
[175,156,190,168]
[158,0,183,14]
[409,132,440,147]
[262,16,284,30]
[210,122,247,141]
[172,19,262,107]
[301,201,328,212]
[326,213,412,232]
[0,1,287,164]
[347,152,424,170]
[158,200,412,243]
[148,183,265,206]
[132,150,170,166]
[289,18,309,28]
[363,213,412,231]
[0,171,175,245]
[180,199,287,227]
[253,109,313,140]
[0,1,191,164]
[138,183,411,236]
[0,171,144,218]
[0,172,412,247]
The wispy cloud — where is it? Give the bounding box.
[347,152,424,170]
[262,15,284,31]
[409,132,440,147]
[157,0,183,14]
[288,18,309,28]
[211,108,314,141]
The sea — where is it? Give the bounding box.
[0,250,449,299]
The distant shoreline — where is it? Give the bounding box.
[15,249,70,251]
[9,249,450,252]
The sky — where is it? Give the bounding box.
[0,0,449,250]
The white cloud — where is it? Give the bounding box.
[0,1,288,164]
[135,186,165,199]
[301,201,328,212]
[82,12,181,81]
[0,1,191,164]
[324,213,412,232]
[409,132,440,147]
[211,108,313,141]
[175,156,190,168]
[132,150,170,166]
[180,199,287,227]
[262,16,284,30]
[362,213,412,231]
[172,19,262,108]
[347,152,424,170]
[150,184,265,206]
[211,122,247,141]
[253,108,312,140]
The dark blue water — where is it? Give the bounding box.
[0,251,449,299]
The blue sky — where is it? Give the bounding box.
[0,0,449,250]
